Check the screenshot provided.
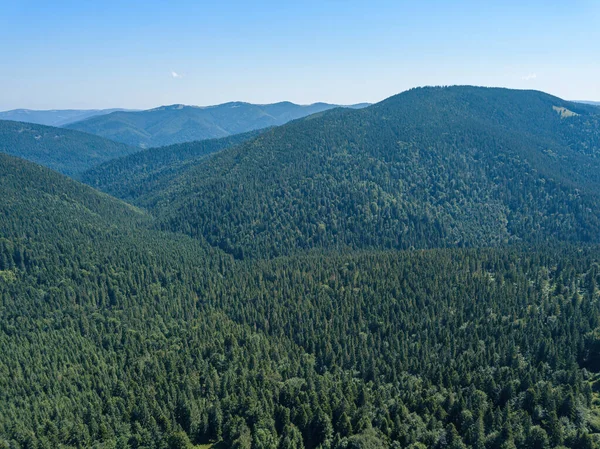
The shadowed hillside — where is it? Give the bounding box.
[0,120,139,176]
[117,86,600,258]
[66,101,370,147]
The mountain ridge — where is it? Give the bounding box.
[80,128,266,200]
[66,100,371,147]
[0,120,140,176]
[115,86,600,258]
[0,108,132,127]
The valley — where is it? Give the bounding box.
[2,86,600,449]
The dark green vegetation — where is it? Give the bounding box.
[81,129,265,201]
[0,108,128,127]
[66,102,369,148]
[106,87,600,259]
[3,86,600,449]
[0,120,139,176]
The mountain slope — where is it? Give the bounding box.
[0,120,139,176]
[3,138,600,449]
[0,108,128,127]
[66,101,369,147]
[80,128,265,200]
[0,153,307,448]
[131,86,600,259]
[0,152,149,236]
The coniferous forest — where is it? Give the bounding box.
[2,86,600,449]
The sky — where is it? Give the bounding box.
[1,0,599,110]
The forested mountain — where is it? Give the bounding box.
[0,120,139,176]
[3,152,600,449]
[0,108,128,127]
[0,153,147,229]
[80,129,265,200]
[66,101,369,148]
[112,86,600,259]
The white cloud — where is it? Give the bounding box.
[521,73,537,81]
[171,71,183,79]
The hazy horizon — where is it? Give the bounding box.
[1,86,599,113]
[0,99,373,113]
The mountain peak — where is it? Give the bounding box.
[124,86,600,259]
[148,104,194,111]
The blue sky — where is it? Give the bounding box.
[1,0,599,109]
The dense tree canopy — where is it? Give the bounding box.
[80,129,265,201]
[0,120,138,176]
[96,87,600,259]
[3,87,600,448]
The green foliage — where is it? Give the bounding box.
[581,328,600,371]
[3,87,600,449]
[168,431,193,449]
[339,429,385,449]
[0,119,138,176]
[116,86,600,259]
[80,129,265,200]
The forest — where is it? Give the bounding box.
[2,87,600,449]
[0,120,137,176]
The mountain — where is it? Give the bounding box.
[7,82,600,448]
[112,86,600,259]
[576,100,600,106]
[0,120,139,176]
[0,152,148,231]
[80,128,265,200]
[66,101,370,147]
[0,108,129,127]
[3,154,600,448]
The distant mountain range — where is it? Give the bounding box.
[0,108,131,127]
[0,101,371,177]
[65,101,370,147]
[0,120,138,176]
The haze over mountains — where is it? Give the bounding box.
[0,120,138,176]
[65,101,370,147]
[0,108,129,127]
[0,101,371,174]
[3,86,600,449]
